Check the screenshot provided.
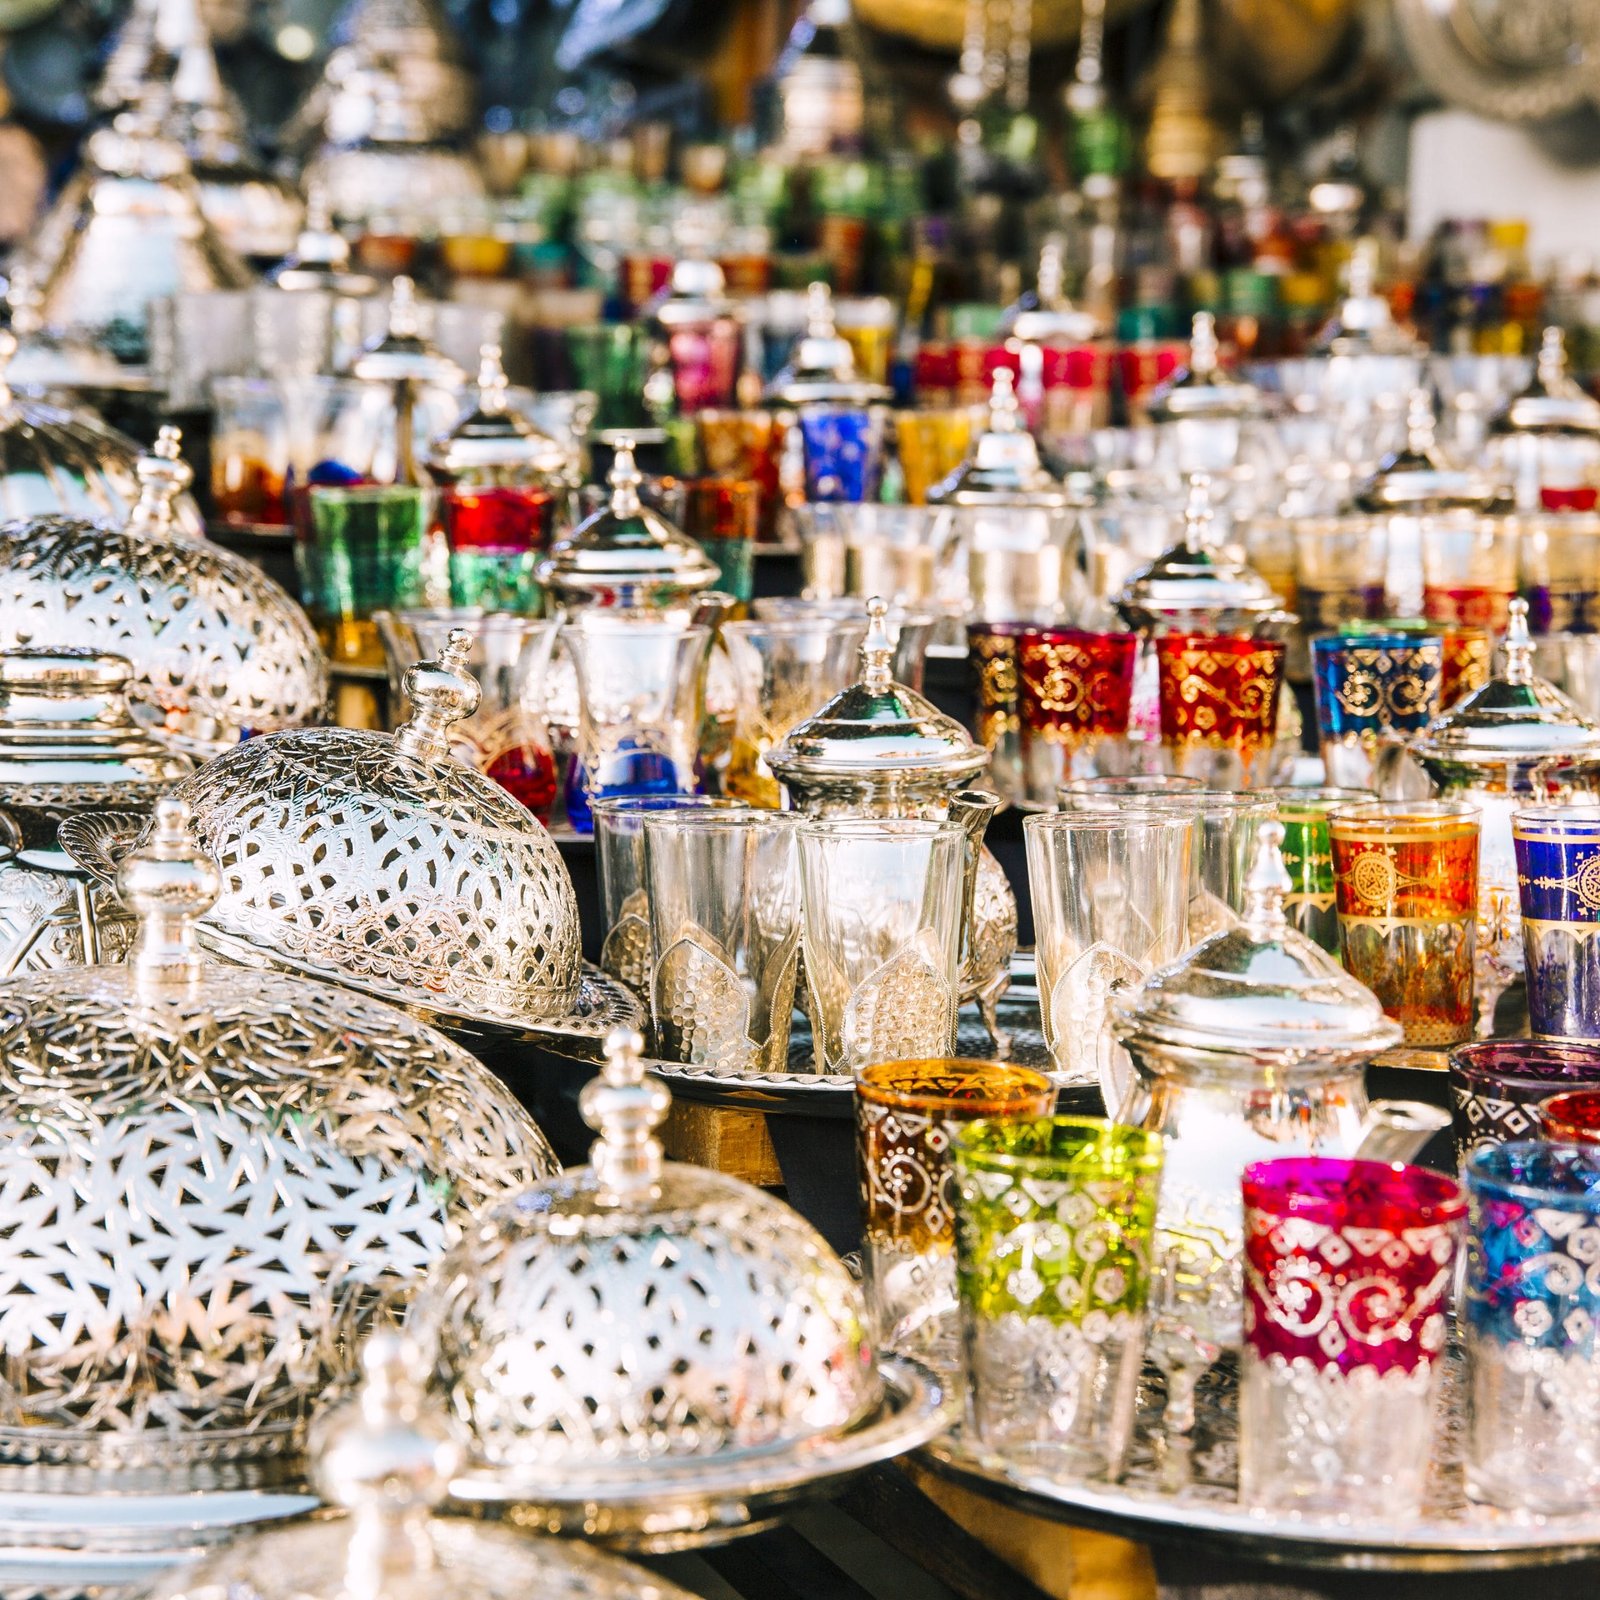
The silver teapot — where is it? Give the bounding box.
[766,597,1018,1043]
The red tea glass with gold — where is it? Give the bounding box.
[855,1058,1056,1372]
[439,485,559,612]
[696,410,788,542]
[1155,633,1285,790]
[1421,515,1518,632]
[1329,800,1481,1047]
[1440,623,1493,708]
[679,475,758,605]
[1017,628,1138,807]
[1240,1156,1464,1518]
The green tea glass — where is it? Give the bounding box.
[1262,786,1375,953]
[954,1116,1164,1480]
[565,323,655,433]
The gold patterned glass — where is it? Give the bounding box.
[894,409,976,505]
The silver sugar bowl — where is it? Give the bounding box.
[0,646,192,974]
[765,597,1018,1042]
[0,799,557,1575]
[143,1332,699,1600]
[416,1027,948,1548]
[0,426,327,756]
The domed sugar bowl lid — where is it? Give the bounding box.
[1411,597,1600,769]
[416,1028,948,1546]
[143,1333,698,1600]
[764,598,990,793]
[1353,389,1505,513]
[1144,312,1263,425]
[764,281,891,406]
[928,366,1070,506]
[1115,475,1283,631]
[349,275,466,388]
[0,427,327,755]
[646,253,738,330]
[1491,327,1600,438]
[0,800,556,1542]
[426,343,571,485]
[68,631,639,1043]
[1113,820,1402,1074]
[537,438,720,607]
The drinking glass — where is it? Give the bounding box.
[722,619,866,809]
[1311,634,1443,791]
[565,323,654,433]
[753,595,933,690]
[1240,1157,1463,1519]
[789,504,960,614]
[1517,513,1600,633]
[1420,513,1519,631]
[1292,516,1390,634]
[297,484,432,668]
[1016,630,1139,807]
[968,624,1023,808]
[1058,773,1204,805]
[1261,787,1374,952]
[1535,632,1600,718]
[954,1116,1164,1478]
[1024,811,1193,1107]
[211,376,290,526]
[895,409,976,505]
[1154,633,1285,791]
[1330,800,1480,1047]
[375,609,560,818]
[1338,617,1491,709]
[591,794,751,993]
[678,476,759,604]
[1448,1040,1600,1162]
[439,485,561,612]
[643,811,802,1073]
[798,406,886,503]
[1464,1141,1600,1513]
[696,409,787,542]
[856,1058,1055,1367]
[1539,1088,1600,1144]
[1514,804,1600,1041]
[562,617,711,834]
[798,818,966,1073]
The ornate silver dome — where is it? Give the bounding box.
[0,427,327,754]
[0,798,556,1492]
[415,1028,948,1548]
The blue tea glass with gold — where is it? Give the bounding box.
[798,407,884,503]
[1311,632,1444,791]
[1515,805,1600,1041]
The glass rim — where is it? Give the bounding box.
[589,795,752,819]
[1328,799,1482,830]
[1538,1089,1600,1141]
[952,1113,1164,1175]
[1101,791,1276,818]
[1015,626,1140,647]
[1513,804,1600,835]
[565,616,713,643]
[1310,631,1445,654]
[1262,786,1376,812]
[1154,632,1286,655]
[797,817,965,841]
[720,617,868,640]
[1061,773,1205,795]
[306,482,431,501]
[1024,809,1193,837]
[1465,1138,1600,1205]
[855,1057,1056,1112]
[1448,1039,1600,1092]
[640,809,800,836]
[1242,1156,1466,1228]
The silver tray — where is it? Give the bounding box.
[448,1354,952,1552]
[921,1355,1600,1572]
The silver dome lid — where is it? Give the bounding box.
[1113,818,1402,1071]
[265,183,379,295]
[1490,327,1600,439]
[0,427,327,754]
[1145,312,1263,425]
[764,281,891,406]
[1004,236,1105,344]
[1312,240,1422,358]
[928,367,1070,506]
[1354,388,1505,512]
[0,798,556,1493]
[77,632,638,1041]
[143,1333,696,1600]
[348,275,465,387]
[426,344,571,484]
[646,253,737,331]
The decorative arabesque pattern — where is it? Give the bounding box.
[0,516,326,747]
[0,963,554,1471]
[159,728,583,1023]
[411,1166,881,1471]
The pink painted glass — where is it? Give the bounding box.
[1239,1156,1465,1519]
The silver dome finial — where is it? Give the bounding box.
[1504,596,1534,686]
[581,1025,670,1204]
[127,425,194,538]
[607,436,643,517]
[861,595,895,693]
[1242,818,1291,938]
[393,631,481,764]
[475,342,509,416]
[117,796,219,988]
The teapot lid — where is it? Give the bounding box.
[537,438,720,602]
[647,252,737,328]
[1412,597,1600,762]
[928,367,1070,506]
[1353,389,1505,512]
[764,281,892,405]
[1490,327,1600,438]
[427,343,570,479]
[1113,819,1402,1066]
[1144,312,1263,425]
[349,275,464,386]
[1115,475,1282,627]
[1312,240,1421,358]
[765,597,990,784]
[1005,236,1105,344]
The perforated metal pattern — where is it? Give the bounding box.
[0,516,326,751]
[0,962,555,1481]
[412,1166,882,1472]
[159,727,583,1025]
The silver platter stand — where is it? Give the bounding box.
[920,1354,1600,1573]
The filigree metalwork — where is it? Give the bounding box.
[0,516,326,752]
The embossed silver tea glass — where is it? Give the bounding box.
[593,794,751,994]
[953,1116,1164,1481]
[144,1333,696,1600]
[0,797,557,1573]
[643,810,801,1073]
[417,1028,950,1548]
[1464,1141,1600,1514]
[856,1058,1056,1374]
[1024,810,1193,1107]
[797,818,965,1074]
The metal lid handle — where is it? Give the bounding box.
[581,1025,670,1205]
[1242,818,1291,938]
[117,796,219,988]
[1504,596,1534,686]
[126,426,193,539]
[393,630,481,763]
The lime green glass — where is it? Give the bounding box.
[1262,786,1374,953]
[954,1116,1163,1479]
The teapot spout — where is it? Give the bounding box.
[1353,1099,1450,1165]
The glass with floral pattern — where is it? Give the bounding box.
[1154,633,1285,790]
[1447,1039,1600,1164]
[953,1116,1164,1480]
[1016,629,1139,808]
[1311,633,1443,792]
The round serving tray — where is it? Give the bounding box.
[920,1355,1600,1573]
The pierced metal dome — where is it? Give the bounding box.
[0,427,327,754]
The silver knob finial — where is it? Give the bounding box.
[118,797,219,988]
[1242,818,1292,937]
[581,1025,670,1205]
[475,342,509,415]
[1504,596,1534,686]
[127,425,193,538]
[393,630,481,764]
[861,595,896,693]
